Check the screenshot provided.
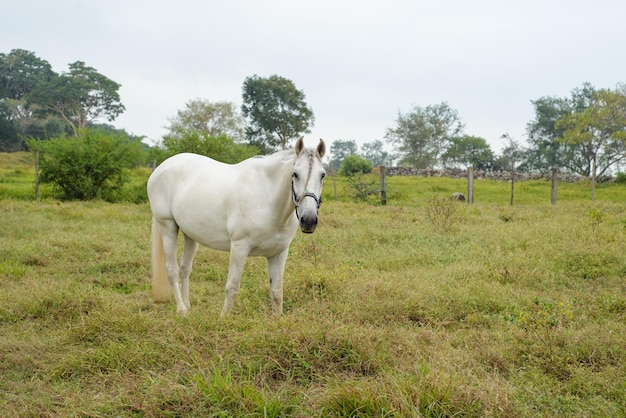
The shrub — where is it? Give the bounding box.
[425,194,461,232]
[347,173,379,203]
[339,154,373,176]
[28,128,144,201]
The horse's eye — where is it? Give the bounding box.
[292,172,299,180]
[321,173,326,181]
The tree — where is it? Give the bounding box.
[28,128,143,201]
[557,84,626,199]
[241,74,314,151]
[526,96,572,172]
[0,49,57,148]
[361,140,395,167]
[385,102,464,169]
[0,101,19,151]
[0,49,54,100]
[329,139,358,170]
[28,61,125,136]
[558,84,626,176]
[161,99,256,163]
[165,99,245,143]
[441,135,494,170]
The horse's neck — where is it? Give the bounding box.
[259,154,296,222]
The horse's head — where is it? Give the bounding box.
[292,137,326,233]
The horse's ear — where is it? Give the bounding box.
[295,136,305,154]
[316,139,326,158]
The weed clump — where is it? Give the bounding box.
[424,194,461,232]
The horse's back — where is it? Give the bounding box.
[147,153,231,218]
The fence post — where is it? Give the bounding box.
[510,158,515,206]
[379,166,387,205]
[35,149,40,201]
[551,167,557,205]
[467,166,474,204]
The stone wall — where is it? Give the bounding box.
[382,167,615,183]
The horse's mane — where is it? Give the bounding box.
[251,148,301,163]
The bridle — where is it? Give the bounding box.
[291,153,322,221]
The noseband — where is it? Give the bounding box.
[292,154,322,221]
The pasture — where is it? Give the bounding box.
[1,154,625,416]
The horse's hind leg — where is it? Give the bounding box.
[180,233,199,311]
[158,220,188,316]
[268,249,289,316]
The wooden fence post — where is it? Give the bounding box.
[379,166,387,205]
[467,166,474,204]
[35,149,40,201]
[510,158,515,206]
[551,167,557,205]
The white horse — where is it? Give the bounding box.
[147,137,326,317]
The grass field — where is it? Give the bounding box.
[1,153,625,416]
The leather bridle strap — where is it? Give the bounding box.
[292,155,322,220]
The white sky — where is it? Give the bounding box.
[2,0,625,153]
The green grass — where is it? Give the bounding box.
[1,154,625,416]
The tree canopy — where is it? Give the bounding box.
[385,102,464,169]
[241,74,314,152]
[329,140,358,170]
[0,49,124,150]
[557,84,626,177]
[442,135,494,170]
[28,61,125,136]
[165,99,245,142]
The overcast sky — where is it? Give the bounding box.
[2,0,625,153]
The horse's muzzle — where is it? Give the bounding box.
[299,213,318,233]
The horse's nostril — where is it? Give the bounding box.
[300,215,318,233]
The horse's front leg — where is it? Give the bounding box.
[221,242,248,317]
[268,249,289,317]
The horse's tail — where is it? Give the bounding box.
[151,218,171,302]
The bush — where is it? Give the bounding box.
[616,172,626,184]
[28,128,144,201]
[347,173,379,203]
[339,154,373,176]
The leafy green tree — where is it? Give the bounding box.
[0,49,54,100]
[28,61,125,136]
[166,99,245,142]
[441,135,494,170]
[241,74,314,151]
[557,84,626,177]
[526,96,572,173]
[361,139,395,167]
[385,102,464,169]
[329,139,358,170]
[0,101,19,151]
[339,154,373,176]
[0,49,58,148]
[29,128,143,201]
